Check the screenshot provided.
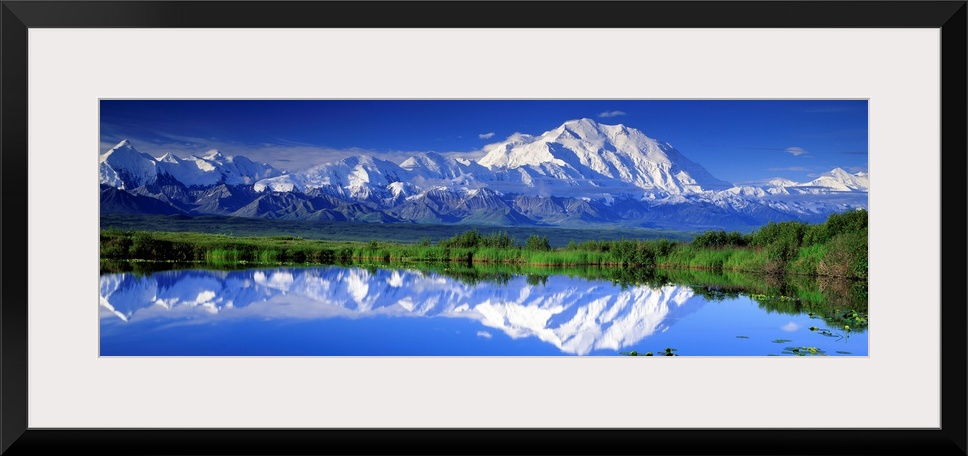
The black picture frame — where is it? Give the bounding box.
[2,1,965,455]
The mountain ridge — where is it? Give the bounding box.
[99,119,868,231]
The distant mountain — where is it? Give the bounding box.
[401,151,491,184]
[157,149,280,187]
[99,120,868,231]
[100,184,185,215]
[99,140,280,190]
[796,168,870,193]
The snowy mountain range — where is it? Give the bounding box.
[99,266,702,355]
[99,118,868,231]
[99,139,281,189]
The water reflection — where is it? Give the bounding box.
[99,265,868,356]
[100,266,704,355]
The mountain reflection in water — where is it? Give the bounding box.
[99,265,868,356]
[99,266,701,355]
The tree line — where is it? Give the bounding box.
[100,209,868,279]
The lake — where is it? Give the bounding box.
[99,264,868,356]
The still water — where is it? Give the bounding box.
[99,265,868,356]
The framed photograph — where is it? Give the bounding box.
[96,98,872,358]
[2,1,965,454]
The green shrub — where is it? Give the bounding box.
[787,244,827,276]
[525,235,551,252]
[820,231,868,279]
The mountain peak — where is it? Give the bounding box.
[557,118,609,137]
[105,139,138,154]
[99,139,157,189]
[400,151,448,169]
[158,152,181,163]
[202,149,224,160]
[103,139,148,159]
[340,154,379,167]
[561,117,600,128]
[559,118,632,133]
[478,119,731,193]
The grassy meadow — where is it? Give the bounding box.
[101,209,868,280]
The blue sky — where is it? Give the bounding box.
[100,100,868,185]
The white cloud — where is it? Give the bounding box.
[597,110,626,118]
[785,146,809,157]
[476,331,492,339]
[781,322,800,332]
[478,132,495,140]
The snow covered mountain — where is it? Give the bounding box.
[478,118,733,196]
[400,151,491,184]
[157,149,280,187]
[99,120,868,231]
[99,140,280,189]
[99,140,159,189]
[794,168,869,194]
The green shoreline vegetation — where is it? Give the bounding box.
[101,209,868,280]
[98,214,698,247]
